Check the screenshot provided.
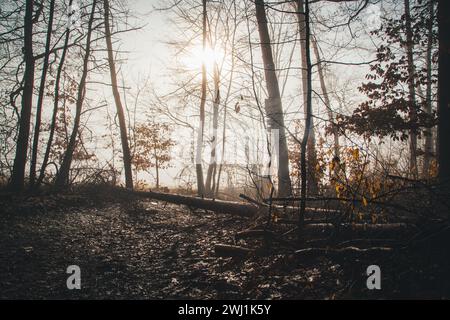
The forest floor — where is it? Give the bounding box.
[0,187,449,299]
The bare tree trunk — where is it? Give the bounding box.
[404,0,419,178]
[205,63,220,196]
[255,0,292,197]
[9,0,35,192]
[215,106,226,196]
[103,0,133,189]
[54,0,97,189]
[312,38,340,169]
[299,0,312,233]
[437,0,450,189]
[29,0,55,189]
[36,0,74,188]
[155,154,159,189]
[196,0,207,197]
[296,0,318,195]
[215,1,238,197]
[423,0,435,178]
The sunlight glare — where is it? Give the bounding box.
[182,45,225,72]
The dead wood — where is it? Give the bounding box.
[127,189,340,218]
[294,246,394,259]
[302,223,417,238]
[131,190,258,217]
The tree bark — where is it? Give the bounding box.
[298,0,313,231]
[130,189,258,217]
[215,97,226,196]
[312,38,340,176]
[9,0,35,192]
[296,0,319,195]
[205,63,220,196]
[437,0,450,190]
[404,0,419,178]
[255,0,292,197]
[54,0,97,188]
[126,188,338,220]
[103,0,133,189]
[36,0,74,188]
[155,150,159,189]
[215,1,238,196]
[423,0,435,178]
[29,0,55,188]
[196,0,207,197]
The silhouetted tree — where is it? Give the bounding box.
[54,0,97,188]
[9,0,35,192]
[103,0,133,189]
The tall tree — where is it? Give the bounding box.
[437,0,450,189]
[9,0,35,192]
[29,0,56,188]
[195,0,207,197]
[312,38,340,165]
[215,0,238,197]
[423,0,435,177]
[36,0,74,188]
[255,0,292,197]
[298,0,312,230]
[103,0,133,189]
[54,0,97,188]
[204,61,220,197]
[295,0,319,195]
[338,1,437,173]
[404,0,419,178]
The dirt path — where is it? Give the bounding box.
[0,194,448,299]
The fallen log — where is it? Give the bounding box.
[125,189,340,218]
[130,190,258,217]
[303,223,417,238]
[235,224,416,240]
[294,246,394,259]
[214,244,254,257]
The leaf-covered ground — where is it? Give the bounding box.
[0,190,448,299]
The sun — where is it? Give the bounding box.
[182,45,225,72]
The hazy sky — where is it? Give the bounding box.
[88,0,393,187]
[117,0,172,90]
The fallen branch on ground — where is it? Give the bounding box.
[125,189,339,217]
[130,190,258,217]
[303,223,417,238]
[295,246,394,259]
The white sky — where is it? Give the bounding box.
[73,0,413,188]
